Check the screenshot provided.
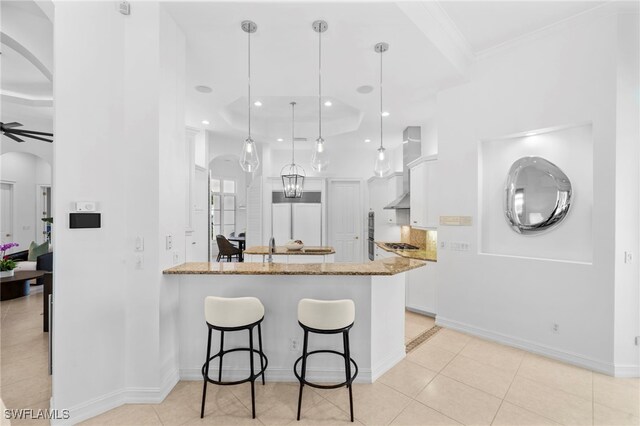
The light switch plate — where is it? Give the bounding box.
[135,236,144,252]
[166,235,173,250]
[624,251,633,264]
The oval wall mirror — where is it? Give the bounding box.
[504,156,572,235]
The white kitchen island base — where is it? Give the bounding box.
[174,272,408,384]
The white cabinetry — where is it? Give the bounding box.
[406,261,437,315]
[409,156,438,229]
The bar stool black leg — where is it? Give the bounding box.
[218,331,225,382]
[249,327,256,419]
[343,331,354,422]
[258,323,266,385]
[296,330,309,421]
[201,327,213,419]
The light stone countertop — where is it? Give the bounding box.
[163,257,426,276]
[375,242,438,262]
[243,246,336,255]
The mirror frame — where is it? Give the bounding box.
[504,156,572,235]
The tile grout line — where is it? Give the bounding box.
[591,371,594,426]
[489,348,525,425]
[496,354,576,426]
[405,332,476,425]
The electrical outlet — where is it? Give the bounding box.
[439,241,447,249]
[625,251,633,264]
[173,252,180,264]
[552,323,560,334]
[289,338,300,352]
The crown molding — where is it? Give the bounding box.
[396,1,474,77]
[475,2,624,61]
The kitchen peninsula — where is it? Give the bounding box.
[164,257,425,383]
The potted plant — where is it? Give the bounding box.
[0,243,19,278]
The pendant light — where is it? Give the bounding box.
[281,102,305,198]
[373,42,391,177]
[239,20,260,173]
[311,20,329,172]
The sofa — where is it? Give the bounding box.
[7,249,53,273]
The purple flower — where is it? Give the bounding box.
[0,242,19,253]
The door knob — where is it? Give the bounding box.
[354,236,359,239]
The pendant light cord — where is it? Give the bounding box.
[247,29,252,139]
[291,102,296,164]
[318,29,322,140]
[379,48,383,150]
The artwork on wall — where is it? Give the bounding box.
[479,123,591,263]
[504,156,572,235]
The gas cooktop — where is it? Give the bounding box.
[383,242,420,251]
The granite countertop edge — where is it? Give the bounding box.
[163,258,426,276]
[375,241,438,262]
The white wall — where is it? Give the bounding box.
[0,152,51,250]
[436,11,638,375]
[53,2,186,422]
[613,12,640,375]
[480,124,593,263]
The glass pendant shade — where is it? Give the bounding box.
[373,146,390,177]
[281,163,305,198]
[239,20,260,173]
[240,137,259,172]
[311,137,329,171]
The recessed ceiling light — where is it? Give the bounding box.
[254,100,262,107]
[324,100,332,107]
[356,85,374,94]
[201,120,210,125]
[364,139,371,143]
[381,111,390,117]
[277,138,284,142]
[195,85,212,93]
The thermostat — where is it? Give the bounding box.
[75,201,97,212]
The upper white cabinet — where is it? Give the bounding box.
[409,156,438,229]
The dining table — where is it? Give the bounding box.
[227,236,246,261]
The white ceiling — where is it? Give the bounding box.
[440,1,607,53]
[1,0,53,131]
[167,1,607,152]
[165,1,459,150]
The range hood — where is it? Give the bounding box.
[384,126,421,210]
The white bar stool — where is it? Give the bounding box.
[294,298,358,422]
[200,296,268,419]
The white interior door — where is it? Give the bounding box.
[272,203,292,245]
[1,183,14,244]
[292,203,322,246]
[329,180,362,262]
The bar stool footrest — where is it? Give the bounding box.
[202,347,268,386]
[293,350,358,389]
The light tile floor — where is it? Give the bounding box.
[404,310,436,345]
[2,296,639,426]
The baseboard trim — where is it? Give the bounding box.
[179,366,373,384]
[405,306,436,317]
[614,364,640,378]
[436,316,625,376]
[371,349,406,382]
[53,369,179,425]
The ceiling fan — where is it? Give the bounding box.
[0,122,53,143]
